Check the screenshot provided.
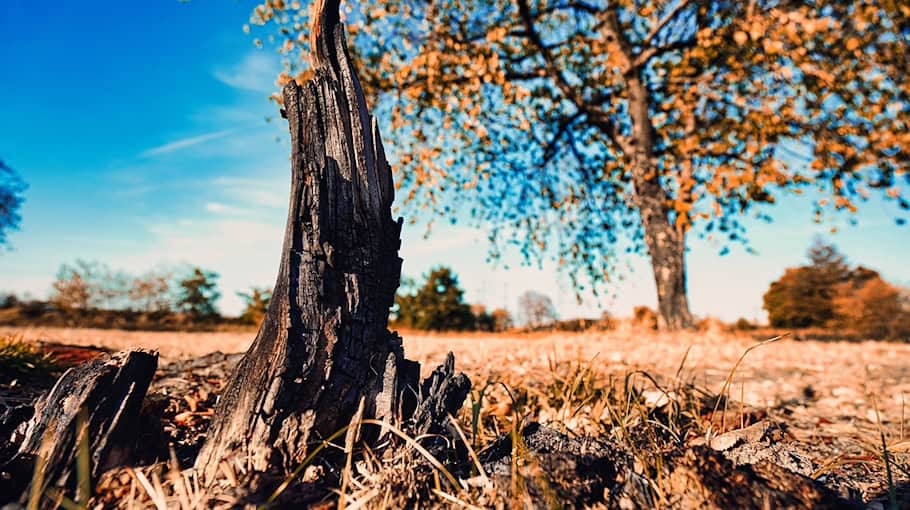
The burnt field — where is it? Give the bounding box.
[2,326,907,508]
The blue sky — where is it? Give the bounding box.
[1,0,907,321]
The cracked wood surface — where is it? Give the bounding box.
[6,350,157,506]
[193,6,468,483]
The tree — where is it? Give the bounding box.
[472,304,495,331]
[0,160,26,249]
[237,286,272,325]
[50,260,131,311]
[128,270,174,313]
[51,264,91,311]
[396,267,476,330]
[491,308,513,332]
[0,292,19,309]
[471,305,513,332]
[517,290,558,329]
[763,240,878,328]
[833,276,910,339]
[248,0,909,330]
[176,268,220,319]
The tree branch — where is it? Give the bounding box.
[640,0,691,49]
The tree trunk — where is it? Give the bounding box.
[627,77,694,330]
[646,224,692,330]
[194,1,469,484]
[4,350,158,506]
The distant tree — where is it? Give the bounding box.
[251,0,910,330]
[0,292,19,309]
[0,160,26,249]
[764,239,898,328]
[833,276,910,339]
[517,291,558,329]
[51,260,173,313]
[51,263,92,311]
[238,287,272,325]
[396,267,475,331]
[491,308,513,332]
[471,304,495,332]
[469,305,512,332]
[128,270,174,313]
[177,268,221,320]
[50,260,131,311]
[764,240,879,328]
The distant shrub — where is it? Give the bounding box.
[763,241,879,329]
[695,317,729,334]
[552,316,614,332]
[0,293,19,309]
[238,287,272,325]
[734,318,756,331]
[833,277,910,340]
[763,239,909,339]
[490,308,513,332]
[633,306,659,331]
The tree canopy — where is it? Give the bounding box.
[395,266,476,330]
[177,268,221,319]
[763,240,904,330]
[0,160,26,248]
[516,290,558,328]
[237,286,272,325]
[249,0,909,328]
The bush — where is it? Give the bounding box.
[763,240,910,339]
[695,317,730,334]
[833,277,910,340]
[238,287,272,325]
[490,308,513,332]
[633,306,659,331]
[734,318,756,331]
[763,241,879,328]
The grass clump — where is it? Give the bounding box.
[0,335,60,383]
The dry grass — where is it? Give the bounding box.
[5,324,910,507]
[0,334,60,382]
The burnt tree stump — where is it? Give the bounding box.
[193,0,469,484]
[3,350,158,505]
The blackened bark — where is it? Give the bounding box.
[4,350,157,506]
[627,77,694,330]
[193,3,469,484]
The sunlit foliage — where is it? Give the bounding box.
[763,240,910,338]
[249,0,909,301]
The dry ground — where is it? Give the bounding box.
[4,324,909,505]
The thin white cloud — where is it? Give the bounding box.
[205,202,238,215]
[140,129,239,157]
[213,51,280,94]
[212,175,288,209]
